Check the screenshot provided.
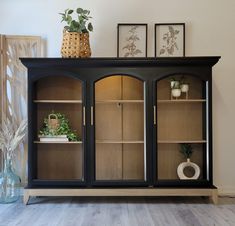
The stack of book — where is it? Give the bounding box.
[38,135,68,142]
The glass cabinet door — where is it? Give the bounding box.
[94,75,146,181]
[34,76,84,181]
[156,75,208,183]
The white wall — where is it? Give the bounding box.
[0,0,235,195]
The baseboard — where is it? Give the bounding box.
[218,186,235,196]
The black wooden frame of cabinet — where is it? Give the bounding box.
[21,57,220,189]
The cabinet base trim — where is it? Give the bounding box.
[24,188,218,205]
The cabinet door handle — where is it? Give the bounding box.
[154,105,156,125]
[83,106,86,126]
[91,106,93,125]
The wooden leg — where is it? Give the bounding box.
[210,189,218,205]
[23,190,30,205]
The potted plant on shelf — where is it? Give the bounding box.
[59,7,93,58]
[180,76,189,99]
[39,112,80,142]
[170,78,181,99]
[177,143,200,180]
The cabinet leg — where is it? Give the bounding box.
[23,191,30,205]
[210,189,218,205]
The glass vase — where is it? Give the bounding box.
[0,152,21,203]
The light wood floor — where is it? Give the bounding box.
[0,197,235,226]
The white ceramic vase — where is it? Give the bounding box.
[177,158,200,180]
[181,84,189,93]
[171,88,181,98]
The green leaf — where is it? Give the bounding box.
[88,23,93,32]
[67,15,72,24]
[68,9,74,14]
[76,8,83,14]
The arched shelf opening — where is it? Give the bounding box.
[155,73,208,181]
[94,74,147,181]
[33,75,85,181]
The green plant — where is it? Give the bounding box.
[59,8,93,33]
[170,77,180,89]
[39,112,80,141]
[180,143,193,159]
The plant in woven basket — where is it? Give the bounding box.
[59,7,93,58]
[39,112,80,141]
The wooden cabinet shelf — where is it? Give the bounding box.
[96,100,144,104]
[157,99,206,103]
[34,141,82,144]
[158,140,207,144]
[34,100,82,104]
[96,140,144,144]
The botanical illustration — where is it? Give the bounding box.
[122,26,142,57]
[159,25,180,56]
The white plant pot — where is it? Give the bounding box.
[170,81,180,89]
[177,158,200,180]
[181,84,189,93]
[171,88,181,98]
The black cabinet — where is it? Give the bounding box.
[21,57,220,203]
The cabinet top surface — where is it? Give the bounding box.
[20,56,220,68]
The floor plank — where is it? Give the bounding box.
[0,197,235,226]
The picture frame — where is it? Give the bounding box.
[154,23,185,57]
[117,23,148,57]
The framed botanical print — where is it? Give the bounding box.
[155,23,185,57]
[117,23,148,57]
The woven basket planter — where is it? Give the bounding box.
[61,30,91,58]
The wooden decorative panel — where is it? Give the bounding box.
[0,35,42,184]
